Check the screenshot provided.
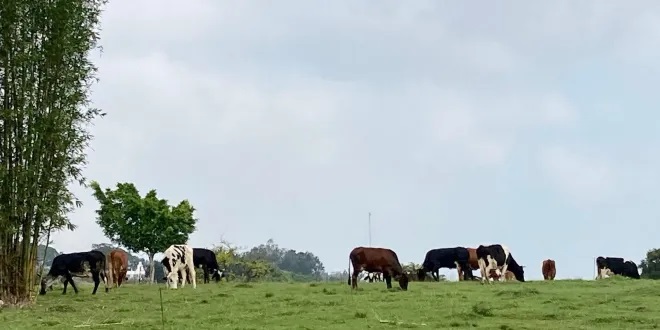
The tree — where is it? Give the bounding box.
[89,181,197,283]
[640,248,660,279]
[36,245,60,268]
[0,0,107,304]
[277,250,325,278]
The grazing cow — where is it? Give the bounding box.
[161,244,196,289]
[39,250,111,295]
[596,256,640,279]
[476,244,525,283]
[542,259,556,280]
[109,249,129,288]
[417,247,474,281]
[176,248,224,284]
[348,247,409,290]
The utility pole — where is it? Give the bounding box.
[368,212,372,246]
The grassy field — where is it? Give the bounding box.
[2,277,660,329]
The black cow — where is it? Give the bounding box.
[176,248,225,284]
[417,247,474,281]
[476,244,525,283]
[40,250,110,295]
[596,256,640,279]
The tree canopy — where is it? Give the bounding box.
[89,181,197,282]
[640,248,660,279]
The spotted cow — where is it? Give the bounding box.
[161,244,197,289]
[476,244,525,284]
[596,256,640,279]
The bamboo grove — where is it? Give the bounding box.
[0,0,107,304]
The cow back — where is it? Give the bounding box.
[350,247,404,274]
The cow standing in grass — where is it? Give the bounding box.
[109,249,129,288]
[348,247,409,290]
[542,259,556,280]
[476,244,525,284]
[177,248,225,285]
[596,256,640,279]
[161,244,196,289]
[417,247,474,282]
[39,250,111,295]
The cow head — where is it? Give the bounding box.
[211,269,224,282]
[39,281,48,295]
[511,265,525,282]
[398,273,409,291]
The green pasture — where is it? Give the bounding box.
[2,277,659,329]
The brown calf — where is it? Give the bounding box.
[489,269,515,281]
[542,259,556,280]
[109,249,129,288]
[348,247,409,290]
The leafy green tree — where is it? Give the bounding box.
[0,0,107,303]
[640,248,660,279]
[278,249,325,278]
[89,181,197,283]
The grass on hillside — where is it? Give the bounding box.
[2,277,659,329]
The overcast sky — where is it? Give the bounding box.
[51,0,660,280]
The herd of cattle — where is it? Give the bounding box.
[38,243,642,295]
[39,244,225,295]
[347,245,641,290]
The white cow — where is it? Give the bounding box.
[161,244,196,289]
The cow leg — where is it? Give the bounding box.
[62,277,69,294]
[383,272,393,289]
[432,270,439,281]
[203,265,210,284]
[499,263,510,282]
[351,269,360,289]
[91,271,101,295]
[66,272,80,294]
[188,263,197,289]
[455,262,464,281]
[478,258,491,284]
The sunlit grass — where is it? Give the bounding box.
[2,277,659,329]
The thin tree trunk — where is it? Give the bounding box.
[148,253,155,284]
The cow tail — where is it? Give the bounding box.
[105,253,114,291]
[347,257,351,285]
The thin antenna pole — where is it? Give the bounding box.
[368,212,372,246]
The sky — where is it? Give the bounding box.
[50,0,660,281]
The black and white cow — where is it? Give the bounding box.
[595,256,640,279]
[417,247,474,281]
[161,244,196,289]
[39,250,111,295]
[364,272,383,282]
[476,244,525,284]
[177,248,226,284]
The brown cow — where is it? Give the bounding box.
[109,249,129,288]
[542,259,556,280]
[461,248,480,280]
[348,247,409,290]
